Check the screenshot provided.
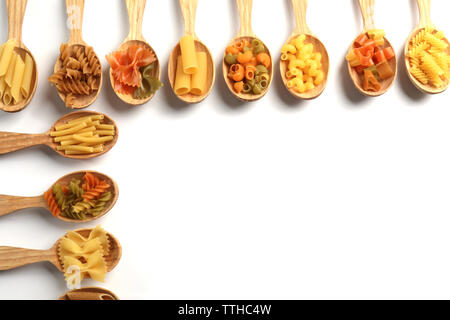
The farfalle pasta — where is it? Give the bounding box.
[44,172,112,220]
[59,225,109,284]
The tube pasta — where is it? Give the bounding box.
[180,35,198,74]
[190,52,207,95]
[51,115,115,155]
[11,55,25,103]
[0,39,16,77]
[21,53,33,98]
[174,55,190,95]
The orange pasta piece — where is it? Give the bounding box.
[226,45,240,55]
[228,64,245,82]
[83,181,110,202]
[245,65,256,80]
[237,51,253,64]
[256,53,271,68]
[44,188,61,217]
[233,81,244,93]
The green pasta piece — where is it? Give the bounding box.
[252,82,263,94]
[251,39,262,48]
[72,199,95,214]
[243,46,252,53]
[253,45,265,54]
[142,63,155,79]
[255,65,268,75]
[61,207,86,220]
[259,79,269,89]
[242,83,252,93]
[134,63,163,99]
[52,184,66,210]
[225,53,237,65]
[88,191,112,216]
[68,179,84,198]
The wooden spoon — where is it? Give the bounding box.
[280,0,329,99]
[168,0,215,104]
[347,0,397,97]
[0,170,118,222]
[0,228,121,276]
[0,110,118,159]
[404,0,449,94]
[222,0,273,101]
[59,287,119,300]
[109,0,161,105]
[0,0,38,113]
[53,0,103,109]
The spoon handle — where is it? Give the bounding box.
[0,247,54,271]
[236,0,255,38]
[125,0,146,41]
[291,0,311,35]
[6,0,27,43]
[66,0,85,45]
[0,195,47,217]
[358,0,375,32]
[179,0,198,37]
[66,291,115,300]
[417,0,432,27]
[0,132,50,155]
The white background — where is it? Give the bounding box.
[0,0,449,300]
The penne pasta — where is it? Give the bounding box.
[11,55,25,103]
[0,39,16,77]
[53,131,94,142]
[72,135,113,144]
[174,55,190,95]
[190,52,207,95]
[180,35,198,74]
[50,122,87,137]
[21,53,33,99]
[96,124,114,130]
[4,53,17,88]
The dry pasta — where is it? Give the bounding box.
[50,114,115,155]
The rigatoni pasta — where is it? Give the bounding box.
[50,114,116,155]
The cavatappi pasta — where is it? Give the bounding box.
[174,36,208,96]
[0,39,35,106]
[44,172,112,220]
[50,114,115,155]
[224,38,271,95]
[281,34,324,94]
[407,26,449,88]
[59,225,109,285]
[48,44,102,108]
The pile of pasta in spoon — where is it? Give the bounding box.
[50,114,115,155]
[44,172,111,220]
[59,225,109,285]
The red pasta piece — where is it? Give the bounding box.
[44,188,61,217]
[83,181,110,202]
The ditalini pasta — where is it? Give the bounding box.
[224,38,272,95]
[50,114,115,155]
[174,55,190,95]
[0,39,35,106]
[407,26,449,88]
[48,44,102,108]
[44,172,112,220]
[180,35,198,74]
[191,52,207,95]
[58,225,109,284]
[106,44,161,99]
[281,34,324,93]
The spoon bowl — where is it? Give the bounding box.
[0,110,118,159]
[348,34,397,97]
[168,38,215,103]
[0,227,122,276]
[109,0,161,105]
[59,287,119,300]
[347,0,397,97]
[280,24,330,99]
[223,0,273,101]
[404,0,450,94]
[0,170,119,221]
[0,0,37,113]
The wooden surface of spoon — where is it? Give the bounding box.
[0,228,121,275]
[223,0,273,101]
[0,170,118,222]
[347,0,397,97]
[59,287,119,300]
[0,110,118,159]
[168,0,215,104]
[404,0,449,94]
[0,0,38,113]
[280,0,329,99]
[53,0,103,109]
[109,0,161,105]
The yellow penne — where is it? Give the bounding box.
[50,122,87,137]
[95,130,115,136]
[190,52,207,96]
[21,53,33,99]
[2,87,12,105]
[4,53,17,87]
[67,114,104,125]
[53,131,94,142]
[96,124,114,130]
[0,77,6,99]
[72,135,113,144]
[0,39,16,77]
[11,55,25,103]
[174,55,190,95]
[179,35,198,74]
